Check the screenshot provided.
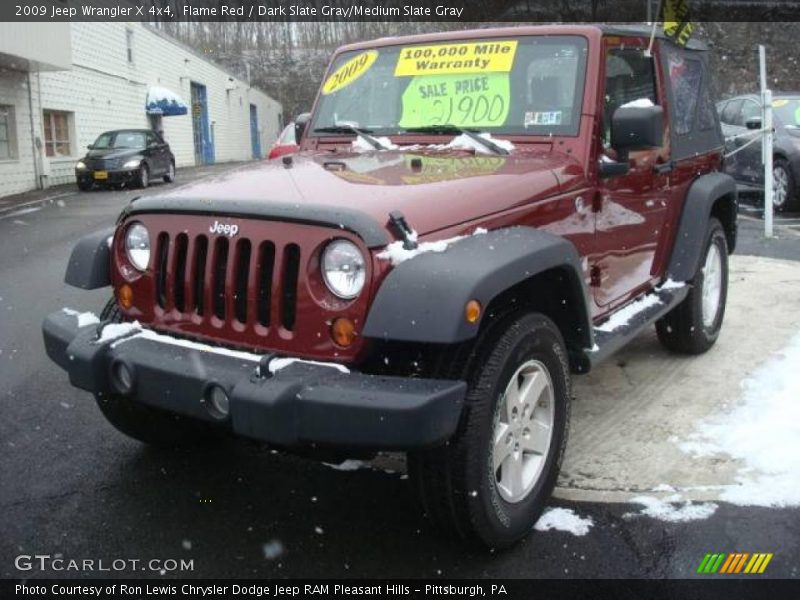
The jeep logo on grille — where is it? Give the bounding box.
[209,220,239,237]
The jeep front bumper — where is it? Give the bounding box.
[42,310,466,450]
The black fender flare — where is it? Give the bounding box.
[667,171,737,282]
[64,228,114,289]
[362,226,593,349]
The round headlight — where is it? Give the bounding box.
[75,160,87,170]
[125,222,150,271]
[123,158,141,169]
[322,240,366,300]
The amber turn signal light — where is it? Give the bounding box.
[465,299,481,324]
[118,284,133,309]
[331,317,357,347]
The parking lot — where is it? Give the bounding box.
[1,169,798,579]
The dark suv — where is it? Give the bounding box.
[44,25,736,549]
[76,129,175,190]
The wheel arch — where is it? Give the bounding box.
[667,171,737,282]
[362,226,593,372]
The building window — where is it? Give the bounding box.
[0,104,16,160]
[43,110,72,157]
[126,28,134,64]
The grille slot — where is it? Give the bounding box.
[212,238,229,320]
[281,244,301,331]
[234,240,251,324]
[155,233,169,309]
[257,242,275,327]
[152,232,300,335]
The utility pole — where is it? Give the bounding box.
[760,45,774,238]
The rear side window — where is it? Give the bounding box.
[667,53,702,134]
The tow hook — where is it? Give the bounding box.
[254,353,279,381]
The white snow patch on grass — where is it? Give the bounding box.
[595,294,662,333]
[62,308,100,328]
[377,228,488,266]
[678,331,800,507]
[624,496,717,522]
[534,508,593,536]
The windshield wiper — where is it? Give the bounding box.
[403,125,509,156]
[313,125,390,150]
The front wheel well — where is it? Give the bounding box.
[480,267,591,372]
[710,192,737,254]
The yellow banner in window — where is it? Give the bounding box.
[322,50,379,95]
[394,41,518,77]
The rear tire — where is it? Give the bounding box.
[95,299,220,448]
[771,158,798,213]
[656,218,728,354]
[163,161,175,183]
[409,312,571,549]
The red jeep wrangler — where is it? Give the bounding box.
[43,25,736,548]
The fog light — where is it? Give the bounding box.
[118,284,133,309]
[331,317,356,347]
[465,299,482,324]
[110,360,135,395]
[204,384,230,419]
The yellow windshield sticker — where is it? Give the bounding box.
[322,50,378,95]
[772,99,789,107]
[395,41,518,77]
[399,73,511,128]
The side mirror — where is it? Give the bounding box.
[87,144,94,150]
[294,112,311,143]
[611,105,664,154]
[745,116,762,130]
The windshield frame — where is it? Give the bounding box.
[309,34,590,141]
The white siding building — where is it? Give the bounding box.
[0,22,282,197]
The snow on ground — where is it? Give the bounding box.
[623,496,718,523]
[377,228,487,266]
[594,294,661,333]
[678,331,800,507]
[534,507,593,536]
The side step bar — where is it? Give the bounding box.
[584,284,690,370]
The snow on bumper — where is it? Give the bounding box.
[42,309,466,449]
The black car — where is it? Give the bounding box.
[75,129,175,191]
[718,93,800,212]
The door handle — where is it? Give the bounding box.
[653,161,673,175]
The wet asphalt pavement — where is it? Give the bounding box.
[0,169,798,580]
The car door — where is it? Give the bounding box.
[719,98,743,180]
[733,98,764,185]
[146,131,167,175]
[592,42,671,309]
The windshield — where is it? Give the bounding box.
[311,35,588,138]
[773,97,800,128]
[93,131,147,150]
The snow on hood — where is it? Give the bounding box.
[377,227,487,266]
[446,132,515,154]
[350,135,398,153]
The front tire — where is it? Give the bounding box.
[409,312,571,549]
[136,163,149,189]
[95,300,220,448]
[656,217,729,354]
[77,180,92,191]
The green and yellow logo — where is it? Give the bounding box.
[697,552,773,574]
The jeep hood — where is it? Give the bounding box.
[160,149,580,239]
